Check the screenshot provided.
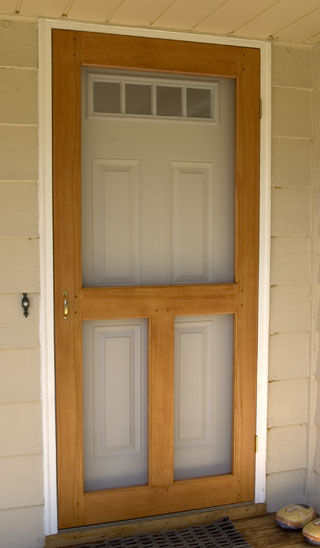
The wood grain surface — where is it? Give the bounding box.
[53,29,260,528]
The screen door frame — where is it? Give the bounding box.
[52,28,260,529]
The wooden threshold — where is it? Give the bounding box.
[46,503,265,547]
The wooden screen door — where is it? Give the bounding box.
[53,29,260,529]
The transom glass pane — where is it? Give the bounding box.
[125,83,152,115]
[157,85,182,117]
[187,88,212,118]
[93,81,121,114]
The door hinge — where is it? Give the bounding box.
[259,98,262,119]
[255,435,258,453]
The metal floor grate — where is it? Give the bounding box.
[70,517,253,548]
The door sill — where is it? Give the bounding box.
[46,502,266,547]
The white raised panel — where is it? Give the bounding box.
[98,335,131,454]
[176,329,212,445]
[171,161,214,284]
[174,315,233,481]
[83,319,148,491]
[91,158,140,286]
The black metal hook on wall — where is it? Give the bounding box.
[21,293,30,318]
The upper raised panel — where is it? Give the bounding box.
[89,158,140,286]
[171,161,214,284]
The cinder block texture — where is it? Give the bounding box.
[0,506,44,548]
[0,349,40,403]
[270,285,311,333]
[0,67,37,124]
[272,44,313,89]
[268,379,308,427]
[272,137,312,187]
[267,425,307,474]
[0,182,38,237]
[0,454,43,509]
[271,237,311,284]
[0,19,42,547]
[271,187,311,236]
[313,89,320,140]
[266,469,307,512]
[0,125,38,180]
[0,238,39,293]
[269,45,313,507]
[312,44,320,90]
[272,87,312,138]
[315,384,320,425]
[0,20,37,68]
[269,332,310,380]
[0,294,39,348]
[313,432,320,474]
[310,381,318,433]
[310,472,320,513]
[0,402,42,457]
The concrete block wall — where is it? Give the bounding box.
[0,20,44,548]
[310,43,320,511]
[267,43,313,511]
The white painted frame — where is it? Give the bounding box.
[39,17,271,535]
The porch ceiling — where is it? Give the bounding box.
[1,0,320,44]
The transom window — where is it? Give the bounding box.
[87,71,219,122]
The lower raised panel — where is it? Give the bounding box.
[174,314,233,480]
[82,318,148,491]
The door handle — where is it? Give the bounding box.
[63,291,68,320]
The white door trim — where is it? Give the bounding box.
[39,18,271,535]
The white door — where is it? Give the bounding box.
[81,70,235,492]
